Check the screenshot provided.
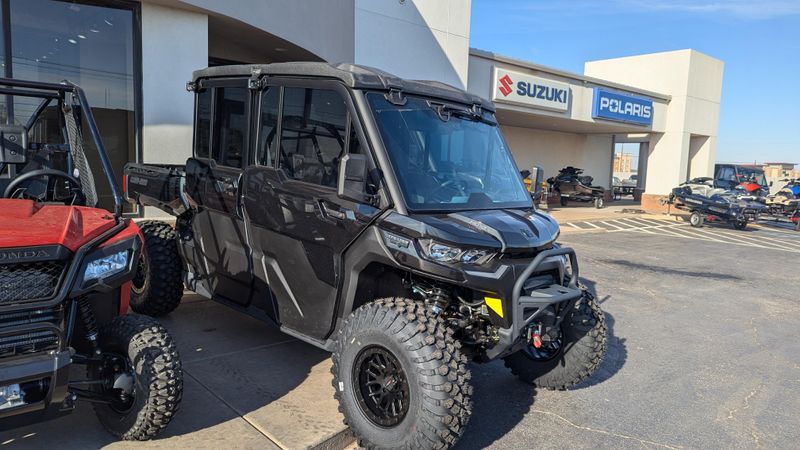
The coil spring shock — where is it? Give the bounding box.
[77,296,100,354]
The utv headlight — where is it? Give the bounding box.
[419,240,494,265]
[84,250,129,282]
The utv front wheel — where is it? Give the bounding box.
[131,221,183,317]
[733,217,748,230]
[503,293,607,390]
[92,314,183,440]
[332,298,472,449]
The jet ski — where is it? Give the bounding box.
[668,177,766,230]
[547,166,606,208]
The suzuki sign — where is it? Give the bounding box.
[492,67,570,112]
[592,88,653,126]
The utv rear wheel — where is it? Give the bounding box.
[689,211,704,228]
[733,217,748,230]
[503,293,606,390]
[332,298,472,449]
[131,221,183,317]
[92,314,183,440]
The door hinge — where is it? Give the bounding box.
[249,68,265,90]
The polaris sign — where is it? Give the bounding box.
[592,88,653,126]
[492,67,570,112]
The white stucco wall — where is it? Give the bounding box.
[468,52,670,132]
[585,49,724,195]
[503,126,614,189]
[354,0,471,88]
[140,3,208,164]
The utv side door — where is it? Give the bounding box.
[242,80,380,340]
[186,79,255,307]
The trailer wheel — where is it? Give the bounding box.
[131,221,183,317]
[689,211,704,228]
[733,217,748,230]
[594,197,605,209]
[332,298,472,449]
[92,314,183,440]
[503,292,606,390]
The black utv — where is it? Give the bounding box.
[124,63,607,449]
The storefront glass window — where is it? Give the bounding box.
[0,0,138,213]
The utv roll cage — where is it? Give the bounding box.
[0,77,123,217]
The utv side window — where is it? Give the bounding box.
[211,86,247,167]
[257,87,280,167]
[195,89,212,159]
[279,87,347,187]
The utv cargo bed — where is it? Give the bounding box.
[124,163,188,216]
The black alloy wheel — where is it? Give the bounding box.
[131,251,148,294]
[353,345,410,427]
[102,353,137,413]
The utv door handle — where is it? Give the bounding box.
[214,179,238,194]
[319,201,346,220]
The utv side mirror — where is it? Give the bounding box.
[530,165,544,194]
[338,153,368,202]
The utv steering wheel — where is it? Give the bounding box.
[3,169,86,205]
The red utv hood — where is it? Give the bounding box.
[739,182,762,192]
[0,199,117,251]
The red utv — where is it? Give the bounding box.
[0,79,181,439]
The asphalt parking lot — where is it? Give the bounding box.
[1,217,798,449]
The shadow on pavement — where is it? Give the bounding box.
[0,295,332,449]
[454,277,626,449]
[572,278,627,390]
[600,259,741,281]
[454,361,538,450]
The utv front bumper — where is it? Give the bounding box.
[483,247,584,360]
[0,348,73,428]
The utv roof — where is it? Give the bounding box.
[192,62,495,112]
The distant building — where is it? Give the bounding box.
[614,152,634,173]
[763,163,799,179]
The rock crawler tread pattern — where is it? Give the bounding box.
[131,220,183,317]
[503,291,607,390]
[331,297,473,449]
[94,313,183,440]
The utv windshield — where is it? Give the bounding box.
[736,167,767,186]
[367,93,531,211]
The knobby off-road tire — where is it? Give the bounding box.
[733,217,748,230]
[503,292,607,390]
[93,314,183,440]
[131,221,183,317]
[331,298,472,449]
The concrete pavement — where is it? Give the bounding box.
[3,209,799,449]
[0,295,352,450]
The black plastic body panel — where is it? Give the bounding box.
[124,163,189,216]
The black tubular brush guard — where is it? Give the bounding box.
[486,246,584,360]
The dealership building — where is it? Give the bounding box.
[2,0,723,214]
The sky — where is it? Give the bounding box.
[469,0,800,165]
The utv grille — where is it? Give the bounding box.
[0,307,63,358]
[0,261,66,304]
